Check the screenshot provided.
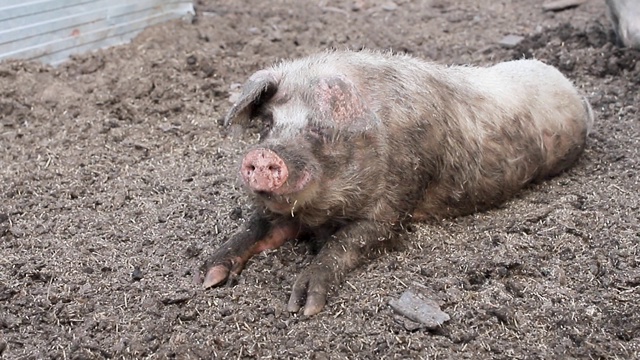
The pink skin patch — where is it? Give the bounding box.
[315,76,367,125]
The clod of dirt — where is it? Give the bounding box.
[505,279,525,297]
[487,307,518,327]
[184,244,202,258]
[389,289,450,329]
[0,213,8,237]
[229,206,243,220]
[131,267,144,281]
[160,291,193,305]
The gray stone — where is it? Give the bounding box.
[543,0,586,12]
[499,34,525,48]
[389,290,450,329]
[382,2,398,11]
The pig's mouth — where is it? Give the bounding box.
[251,171,318,215]
[260,196,299,215]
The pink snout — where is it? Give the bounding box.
[241,148,289,193]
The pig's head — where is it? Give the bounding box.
[225,67,385,218]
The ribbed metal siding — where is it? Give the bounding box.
[0,0,194,65]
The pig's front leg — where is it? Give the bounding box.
[200,212,300,288]
[287,220,398,316]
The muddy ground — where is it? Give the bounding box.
[1,0,639,358]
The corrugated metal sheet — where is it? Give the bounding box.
[0,0,195,65]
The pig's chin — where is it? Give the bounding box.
[261,197,297,215]
[254,180,320,216]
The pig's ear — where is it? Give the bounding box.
[225,70,279,127]
[314,75,378,130]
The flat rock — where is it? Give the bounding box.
[542,0,586,12]
[382,2,398,11]
[499,34,525,48]
[389,290,450,329]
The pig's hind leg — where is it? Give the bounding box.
[287,220,399,316]
[199,213,300,288]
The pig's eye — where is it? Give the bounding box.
[308,125,323,137]
[307,124,332,140]
[255,111,274,137]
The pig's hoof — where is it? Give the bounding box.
[287,264,333,316]
[202,265,230,289]
[200,254,246,289]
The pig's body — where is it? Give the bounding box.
[200,50,593,316]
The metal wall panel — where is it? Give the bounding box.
[0,0,194,65]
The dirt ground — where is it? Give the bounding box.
[1,0,638,358]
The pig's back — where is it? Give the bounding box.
[460,59,593,177]
[373,56,593,218]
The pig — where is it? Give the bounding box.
[606,0,640,49]
[199,50,594,316]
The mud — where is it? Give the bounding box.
[1,0,638,358]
